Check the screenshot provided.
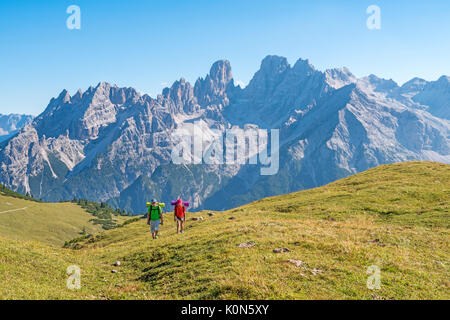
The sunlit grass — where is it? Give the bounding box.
[0,162,448,300]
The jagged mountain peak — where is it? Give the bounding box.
[162,78,195,109]
[0,55,448,213]
[324,67,357,89]
[95,81,110,89]
[259,55,290,75]
[71,89,84,103]
[193,60,235,107]
[32,82,143,140]
[209,60,233,84]
[169,77,190,89]
[244,55,291,97]
[292,58,315,72]
[49,89,71,105]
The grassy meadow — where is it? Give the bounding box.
[0,162,448,299]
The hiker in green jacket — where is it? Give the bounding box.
[147,199,163,239]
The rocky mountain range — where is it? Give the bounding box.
[0,114,33,143]
[0,56,448,213]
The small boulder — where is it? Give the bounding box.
[229,217,236,220]
[111,270,118,273]
[371,294,395,300]
[238,241,256,248]
[114,261,121,266]
[286,259,306,267]
[273,248,290,253]
[310,268,324,275]
[208,212,215,217]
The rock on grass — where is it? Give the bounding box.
[273,248,290,253]
[286,259,306,267]
[238,241,256,248]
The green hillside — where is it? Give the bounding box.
[0,162,448,300]
[0,190,128,246]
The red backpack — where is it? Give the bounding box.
[175,205,185,218]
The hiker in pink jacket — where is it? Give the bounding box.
[174,199,186,234]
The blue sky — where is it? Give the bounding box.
[1,0,449,115]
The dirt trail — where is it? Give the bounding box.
[0,207,28,214]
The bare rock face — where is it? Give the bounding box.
[195,60,233,103]
[0,56,448,212]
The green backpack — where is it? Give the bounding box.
[148,206,162,220]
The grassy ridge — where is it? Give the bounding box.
[0,194,129,246]
[0,195,105,246]
[0,162,449,299]
[250,161,449,228]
